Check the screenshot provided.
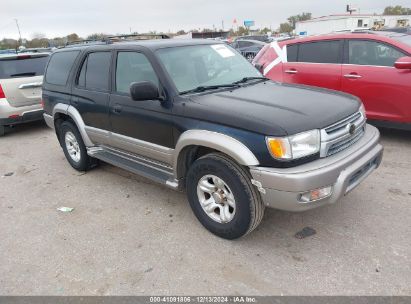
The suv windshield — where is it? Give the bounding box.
[0,55,49,79]
[156,44,262,93]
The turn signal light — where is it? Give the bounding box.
[266,138,291,159]
[299,186,333,203]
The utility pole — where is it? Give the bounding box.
[222,20,224,31]
[14,19,22,44]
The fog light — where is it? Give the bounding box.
[299,186,333,203]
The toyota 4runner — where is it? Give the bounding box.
[42,39,383,239]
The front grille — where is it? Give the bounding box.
[320,110,366,158]
[325,112,362,135]
[327,127,365,157]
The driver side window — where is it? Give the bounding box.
[115,52,159,94]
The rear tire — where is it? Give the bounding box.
[0,125,5,137]
[59,120,97,171]
[186,153,265,239]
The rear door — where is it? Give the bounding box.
[341,39,410,123]
[282,40,343,91]
[71,51,112,133]
[0,54,49,107]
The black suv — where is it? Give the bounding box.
[43,39,383,239]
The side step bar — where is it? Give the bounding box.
[87,147,179,190]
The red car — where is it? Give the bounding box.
[253,32,411,130]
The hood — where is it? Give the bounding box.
[184,81,360,136]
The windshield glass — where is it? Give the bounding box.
[391,34,411,47]
[156,44,262,93]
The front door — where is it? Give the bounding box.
[108,50,174,162]
[341,39,411,123]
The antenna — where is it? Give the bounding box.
[14,19,22,44]
[346,5,358,15]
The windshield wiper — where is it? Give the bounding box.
[10,72,36,78]
[232,76,268,84]
[180,84,240,95]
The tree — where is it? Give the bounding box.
[176,30,186,35]
[279,23,293,33]
[66,33,80,42]
[86,33,108,40]
[383,5,411,15]
[287,12,312,29]
[260,27,271,34]
[235,26,249,36]
[31,32,46,40]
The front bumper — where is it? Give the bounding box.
[250,124,383,211]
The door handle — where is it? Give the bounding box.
[18,82,43,89]
[113,105,122,113]
[344,74,362,79]
[285,69,298,74]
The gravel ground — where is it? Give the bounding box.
[0,121,410,296]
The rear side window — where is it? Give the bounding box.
[298,41,341,64]
[287,44,298,62]
[45,51,79,85]
[348,40,406,67]
[0,56,49,79]
[77,52,111,91]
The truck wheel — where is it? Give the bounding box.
[186,153,265,239]
[59,120,97,171]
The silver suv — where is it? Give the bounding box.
[0,52,49,136]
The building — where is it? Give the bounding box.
[295,14,411,36]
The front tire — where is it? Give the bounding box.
[186,153,265,239]
[59,120,96,171]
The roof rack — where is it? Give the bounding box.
[107,34,170,41]
[64,33,170,48]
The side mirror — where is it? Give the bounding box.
[130,81,160,101]
[394,56,411,70]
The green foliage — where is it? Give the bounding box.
[287,12,312,29]
[86,33,108,40]
[260,27,271,34]
[383,6,411,15]
[279,23,293,33]
[234,26,249,36]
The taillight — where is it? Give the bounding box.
[0,84,5,99]
[41,98,45,108]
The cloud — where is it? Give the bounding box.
[1,0,410,39]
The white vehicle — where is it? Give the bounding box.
[0,53,49,136]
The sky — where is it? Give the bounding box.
[1,0,410,39]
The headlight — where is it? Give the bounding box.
[266,130,320,160]
[359,103,366,119]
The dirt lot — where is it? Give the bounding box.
[0,121,410,295]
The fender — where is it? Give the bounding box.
[173,130,260,176]
[52,103,94,147]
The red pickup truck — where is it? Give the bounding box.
[253,32,411,130]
